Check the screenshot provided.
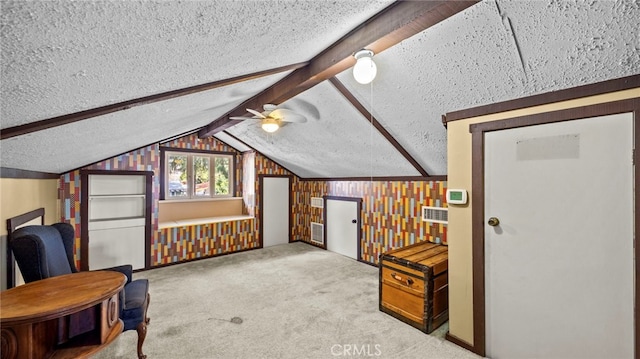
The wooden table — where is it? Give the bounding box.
[1,271,127,359]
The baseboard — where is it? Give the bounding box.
[294,239,326,250]
[296,240,379,267]
[357,258,379,268]
[143,246,261,271]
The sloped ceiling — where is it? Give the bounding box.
[1,0,639,177]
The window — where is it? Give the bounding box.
[165,151,233,199]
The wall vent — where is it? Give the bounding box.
[310,222,324,245]
[422,206,448,224]
[311,197,324,208]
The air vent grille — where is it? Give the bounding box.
[422,206,448,224]
[311,197,324,208]
[311,222,324,245]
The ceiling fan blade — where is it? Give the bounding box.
[271,108,307,123]
[286,98,320,120]
[246,108,266,119]
[229,116,259,121]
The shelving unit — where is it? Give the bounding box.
[87,174,147,270]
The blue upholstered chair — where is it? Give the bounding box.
[9,223,150,359]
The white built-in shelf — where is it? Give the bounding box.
[89,175,146,222]
[88,217,146,230]
[87,174,148,271]
[90,194,146,199]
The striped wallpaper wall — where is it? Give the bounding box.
[60,135,244,267]
[155,219,257,265]
[60,134,445,268]
[59,170,82,267]
[60,144,160,267]
[153,135,246,264]
[291,179,447,265]
[152,151,293,264]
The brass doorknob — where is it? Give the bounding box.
[487,217,500,226]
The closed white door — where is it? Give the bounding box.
[262,177,290,247]
[484,113,634,358]
[326,199,358,260]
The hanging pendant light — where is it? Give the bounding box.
[353,49,377,85]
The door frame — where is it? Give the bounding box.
[80,170,153,271]
[469,98,639,357]
[258,174,293,248]
[324,196,363,262]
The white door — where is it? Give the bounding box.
[484,113,634,358]
[262,177,290,247]
[326,199,358,260]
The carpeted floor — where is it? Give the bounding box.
[95,242,480,359]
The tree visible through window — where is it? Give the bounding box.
[215,157,230,195]
[168,154,188,197]
[194,156,210,196]
[165,151,233,199]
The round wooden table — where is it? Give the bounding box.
[1,271,127,359]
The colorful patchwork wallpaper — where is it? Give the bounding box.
[60,135,246,267]
[155,219,258,264]
[60,144,160,267]
[152,152,291,264]
[59,170,82,267]
[60,132,445,268]
[291,180,447,265]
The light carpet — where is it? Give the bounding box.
[95,242,480,359]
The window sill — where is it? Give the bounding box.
[159,215,254,229]
[159,196,242,204]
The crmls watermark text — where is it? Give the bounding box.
[331,344,382,357]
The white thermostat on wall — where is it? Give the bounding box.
[446,189,468,205]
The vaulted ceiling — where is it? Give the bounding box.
[1,1,638,178]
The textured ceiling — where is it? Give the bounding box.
[337,0,640,175]
[1,0,392,124]
[225,81,420,178]
[0,73,289,173]
[1,0,639,176]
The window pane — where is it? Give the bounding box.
[168,154,188,198]
[215,157,230,195]
[194,156,210,196]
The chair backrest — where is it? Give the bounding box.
[9,223,78,283]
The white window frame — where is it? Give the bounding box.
[164,150,233,200]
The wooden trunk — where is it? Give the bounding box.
[379,241,448,334]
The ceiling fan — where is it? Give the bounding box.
[230,104,307,133]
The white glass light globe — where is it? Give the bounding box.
[261,119,279,133]
[353,52,377,84]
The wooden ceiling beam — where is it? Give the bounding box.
[198,0,480,137]
[328,77,430,177]
[1,62,307,140]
